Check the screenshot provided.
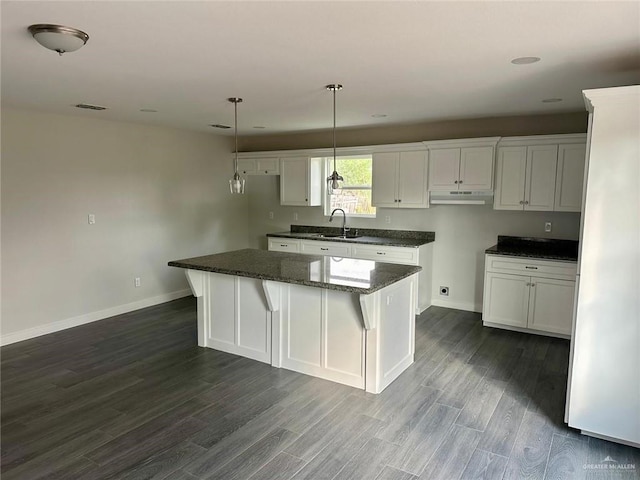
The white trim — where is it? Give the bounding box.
[497,133,587,147]
[429,298,482,313]
[236,142,427,160]
[423,136,501,149]
[0,289,192,346]
[482,321,570,340]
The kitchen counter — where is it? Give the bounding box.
[169,248,420,394]
[268,225,435,248]
[485,235,579,262]
[168,248,421,295]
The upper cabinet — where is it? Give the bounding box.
[426,138,499,192]
[494,135,587,212]
[280,156,322,206]
[554,144,587,212]
[237,157,279,175]
[372,149,428,208]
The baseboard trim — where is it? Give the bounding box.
[429,298,482,313]
[1,289,193,346]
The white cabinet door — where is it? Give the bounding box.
[300,241,351,257]
[237,157,279,175]
[372,152,399,207]
[483,272,530,328]
[268,238,301,252]
[525,145,558,211]
[398,151,428,208]
[351,244,419,265]
[459,146,494,190]
[554,144,586,212]
[527,277,576,336]
[494,146,527,210]
[237,158,256,175]
[280,157,321,206]
[428,148,460,191]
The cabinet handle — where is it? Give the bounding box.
[454,180,459,184]
[280,244,288,247]
[459,180,463,184]
[265,170,268,174]
[305,198,308,202]
[519,200,524,205]
[524,200,529,205]
[525,266,538,270]
[398,199,402,202]
[377,252,386,255]
[320,247,328,251]
[531,283,536,287]
[526,282,531,286]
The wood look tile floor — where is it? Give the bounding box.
[2,297,638,480]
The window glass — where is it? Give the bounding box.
[324,155,376,217]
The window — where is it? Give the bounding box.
[322,154,376,217]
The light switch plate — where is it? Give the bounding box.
[545,221,552,232]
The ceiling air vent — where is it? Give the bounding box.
[75,103,108,111]
[209,124,231,129]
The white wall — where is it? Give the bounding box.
[246,175,580,312]
[1,109,249,343]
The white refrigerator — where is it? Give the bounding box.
[565,85,640,447]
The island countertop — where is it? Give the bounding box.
[168,248,421,294]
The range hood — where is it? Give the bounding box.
[429,190,494,205]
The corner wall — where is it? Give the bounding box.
[1,109,249,344]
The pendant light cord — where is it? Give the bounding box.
[234,99,239,173]
[332,87,337,172]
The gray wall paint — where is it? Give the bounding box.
[240,112,588,151]
[1,109,249,338]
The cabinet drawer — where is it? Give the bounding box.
[351,244,418,265]
[268,238,301,253]
[486,255,576,279]
[300,241,351,257]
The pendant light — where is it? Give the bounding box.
[326,84,344,194]
[228,97,245,194]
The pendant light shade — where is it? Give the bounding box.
[228,97,245,194]
[28,24,89,55]
[326,84,343,194]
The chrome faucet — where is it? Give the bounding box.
[329,208,350,237]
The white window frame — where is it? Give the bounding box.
[320,154,377,218]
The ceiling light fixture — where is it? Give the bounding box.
[228,97,245,195]
[28,24,89,55]
[510,56,541,65]
[326,84,344,194]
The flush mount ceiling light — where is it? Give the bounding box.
[28,24,89,55]
[510,56,541,65]
[228,97,245,195]
[326,84,344,194]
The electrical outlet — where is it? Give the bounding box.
[268,211,274,220]
[385,215,391,224]
[545,221,552,233]
[293,212,298,221]
[88,214,95,225]
[134,277,141,288]
[439,286,449,296]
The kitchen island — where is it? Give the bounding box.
[169,249,421,393]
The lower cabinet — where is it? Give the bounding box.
[482,255,576,337]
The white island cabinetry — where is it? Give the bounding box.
[170,249,420,394]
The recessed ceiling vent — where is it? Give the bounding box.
[75,103,108,111]
[209,124,231,129]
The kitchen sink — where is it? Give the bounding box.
[311,233,361,239]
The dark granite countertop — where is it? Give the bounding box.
[268,225,435,248]
[485,236,579,262]
[169,249,421,295]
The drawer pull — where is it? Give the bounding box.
[525,266,538,270]
[377,252,386,255]
[320,248,328,251]
[280,244,288,247]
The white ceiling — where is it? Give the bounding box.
[2,1,639,136]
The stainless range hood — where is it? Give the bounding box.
[429,190,494,205]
